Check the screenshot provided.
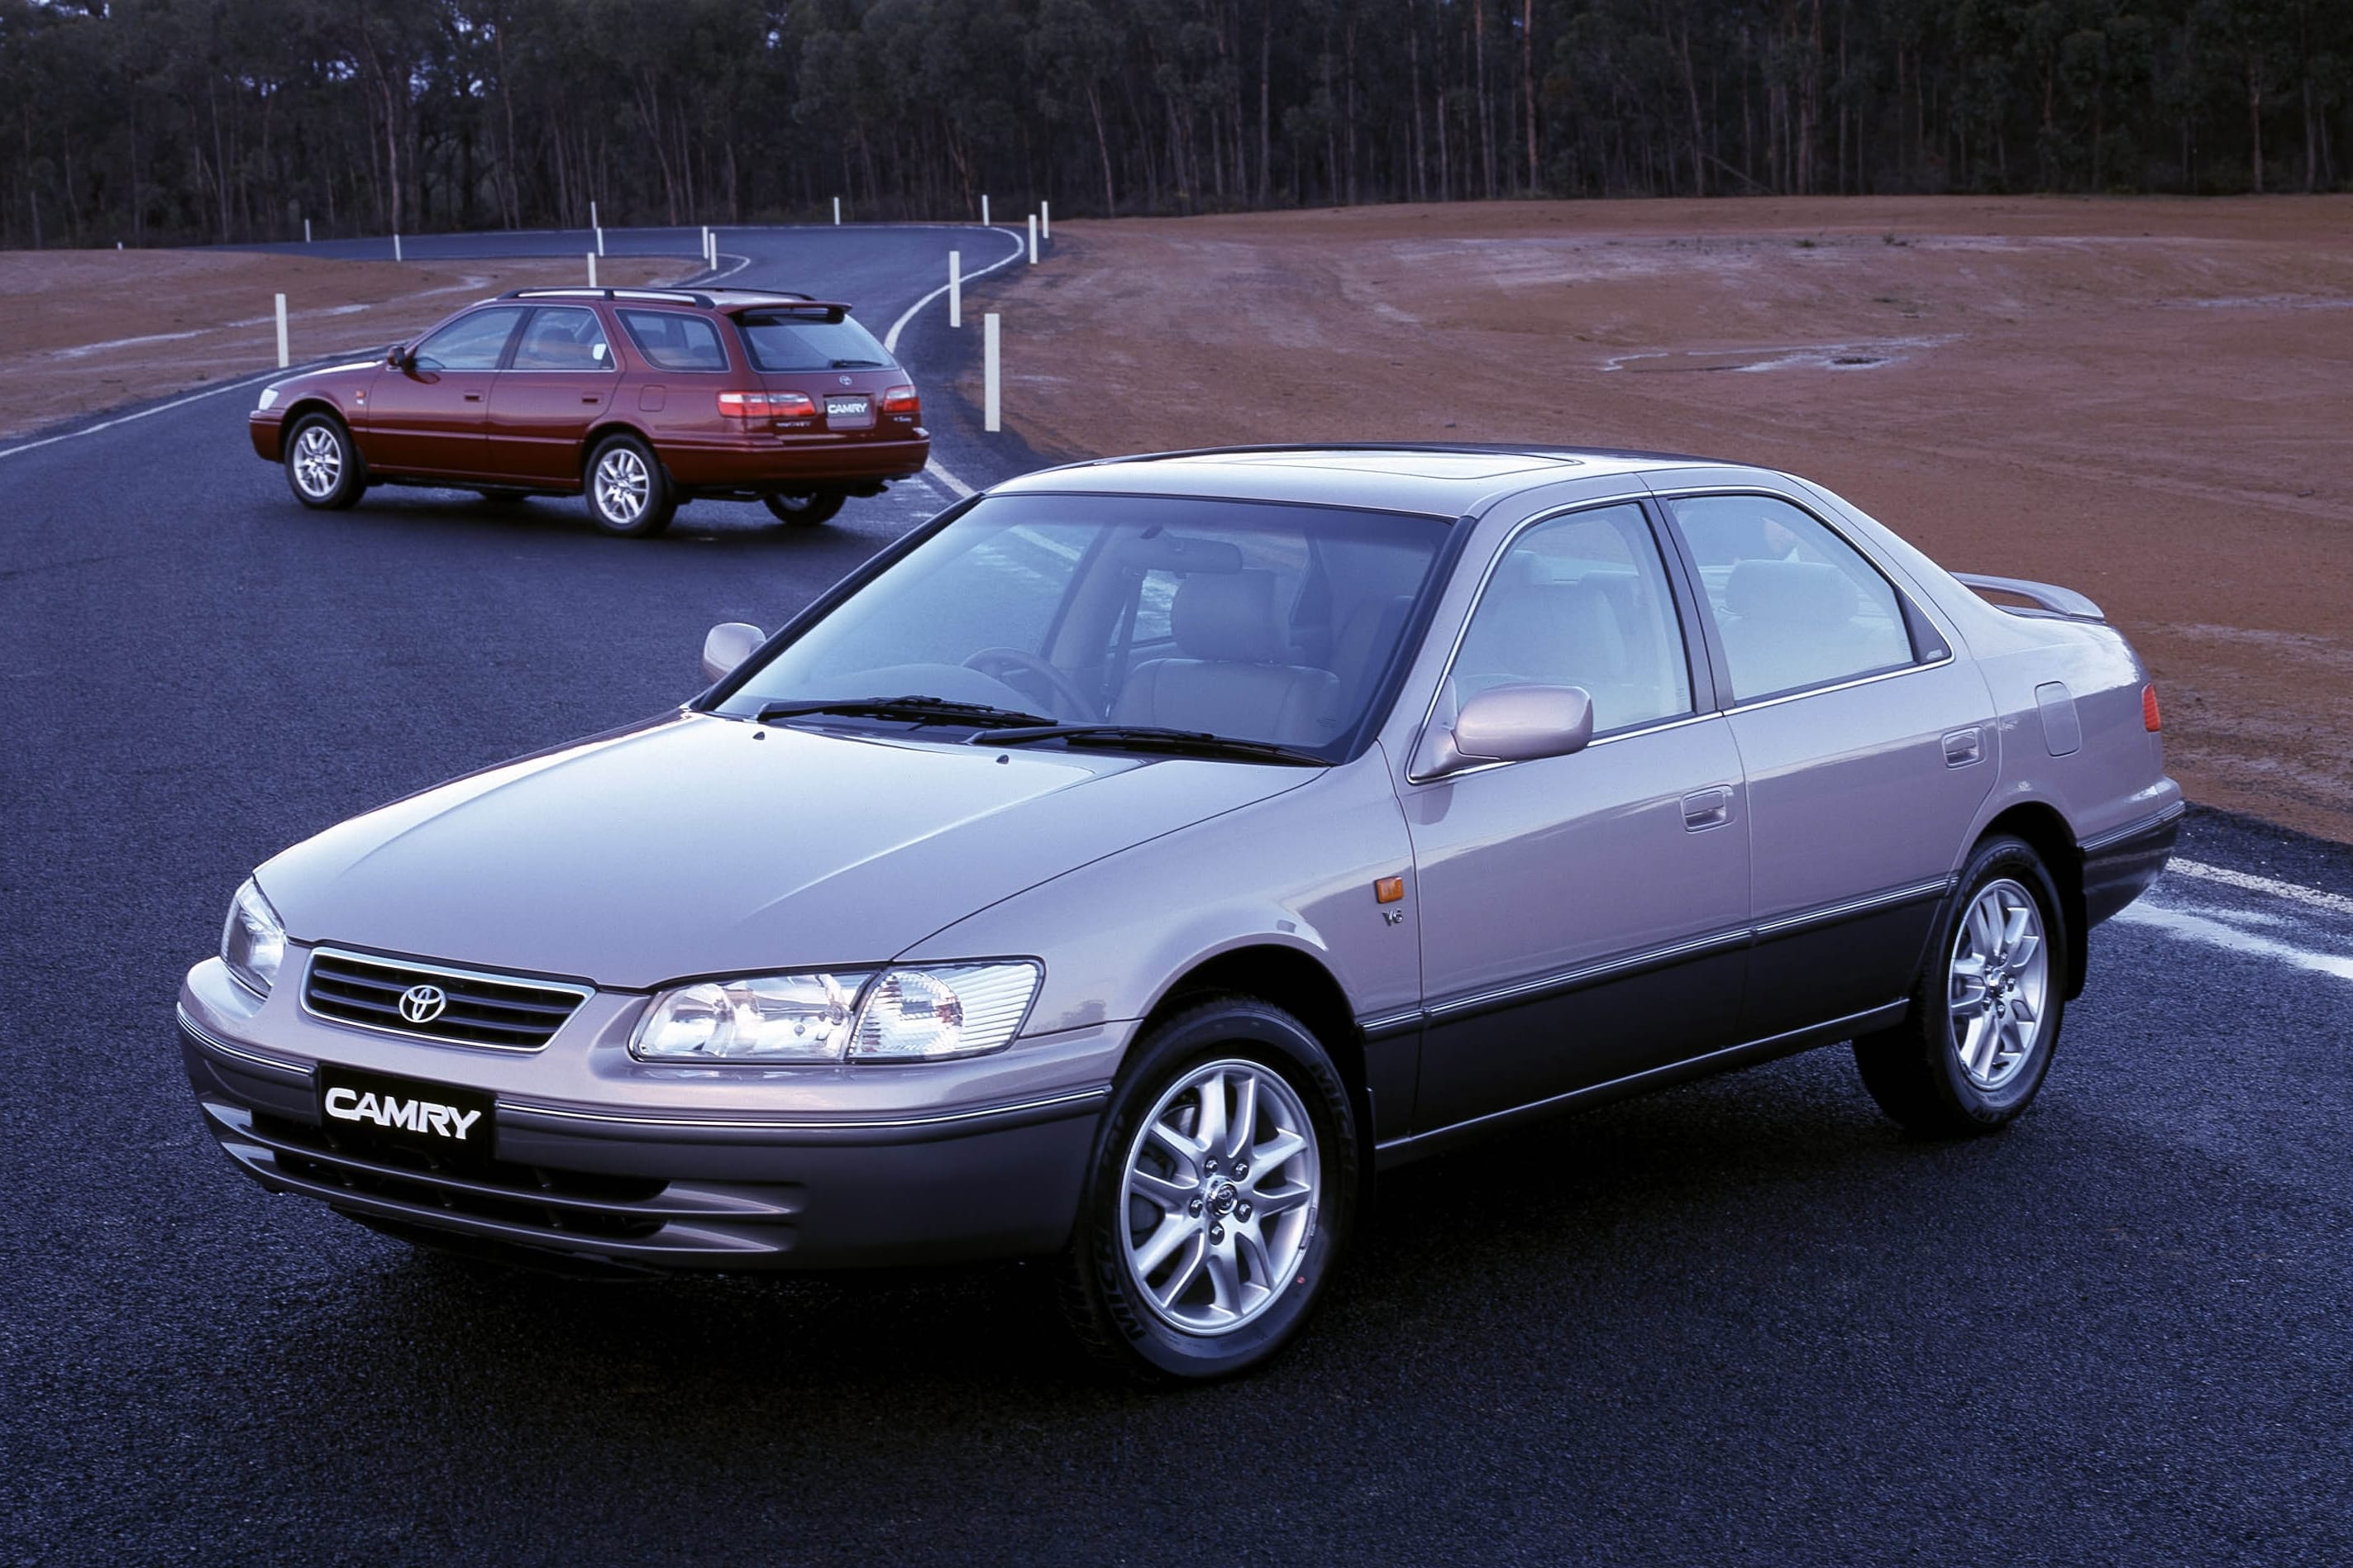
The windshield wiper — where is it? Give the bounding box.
[756,695,1056,729]
[969,723,1329,766]
[829,358,886,369]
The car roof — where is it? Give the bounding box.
[497,287,854,314]
[994,443,1744,517]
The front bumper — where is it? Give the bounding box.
[248,411,284,462]
[180,960,1118,1275]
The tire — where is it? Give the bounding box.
[1854,833,2069,1137]
[1056,994,1358,1383]
[283,412,365,510]
[762,489,847,527]
[583,434,675,536]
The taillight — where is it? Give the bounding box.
[716,391,817,421]
[2142,684,2162,732]
[881,384,921,416]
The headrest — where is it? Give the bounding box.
[1172,570,1288,664]
[1726,558,1856,623]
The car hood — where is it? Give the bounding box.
[255,712,1312,989]
[266,360,381,398]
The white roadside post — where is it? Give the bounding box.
[833,196,842,225]
[984,313,1001,432]
[1042,200,1051,241]
[1027,213,1038,263]
[303,217,313,244]
[948,250,962,329]
[701,225,710,267]
[393,232,402,262]
[274,293,289,369]
[588,252,598,287]
[981,193,990,227]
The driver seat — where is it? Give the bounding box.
[1114,571,1341,746]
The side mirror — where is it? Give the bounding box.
[701,622,766,686]
[387,342,413,369]
[1413,684,1593,780]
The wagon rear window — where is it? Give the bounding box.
[734,311,895,372]
[617,310,729,372]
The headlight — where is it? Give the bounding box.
[255,384,281,411]
[221,878,286,996]
[631,960,1041,1065]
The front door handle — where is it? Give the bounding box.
[463,392,483,403]
[1682,785,1735,832]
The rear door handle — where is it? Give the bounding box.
[463,392,483,402]
[1943,728,1984,767]
[1682,786,1735,832]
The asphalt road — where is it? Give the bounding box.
[4,226,2351,1566]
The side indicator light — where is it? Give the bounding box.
[2142,684,2163,732]
[1374,876,1406,904]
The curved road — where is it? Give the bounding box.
[3,226,2351,1566]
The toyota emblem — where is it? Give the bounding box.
[838,374,853,385]
[399,984,448,1025]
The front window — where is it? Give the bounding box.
[716,494,1451,760]
[410,307,525,371]
[735,309,895,372]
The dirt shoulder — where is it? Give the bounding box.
[0,249,677,441]
[976,195,2353,843]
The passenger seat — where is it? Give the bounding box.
[1114,571,1341,746]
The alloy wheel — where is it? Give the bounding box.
[1948,877,2050,1090]
[595,448,650,524]
[292,424,342,498]
[1119,1058,1320,1336]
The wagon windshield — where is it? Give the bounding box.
[715,493,1451,761]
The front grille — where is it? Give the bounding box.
[251,1110,668,1241]
[303,947,589,1049]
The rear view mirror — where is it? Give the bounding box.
[1413,684,1593,780]
[701,622,766,686]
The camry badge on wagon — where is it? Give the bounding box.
[398,984,448,1024]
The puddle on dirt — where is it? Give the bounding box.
[1601,336,1954,374]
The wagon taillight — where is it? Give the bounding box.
[717,390,817,421]
[881,385,921,416]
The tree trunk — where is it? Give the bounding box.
[1258,0,1272,205]
[2248,56,2264,193]
[1088,82,1117,214]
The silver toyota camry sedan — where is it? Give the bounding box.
[184,445,2181,1380]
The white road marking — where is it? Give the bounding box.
[882,227,1030,354]
[2112,902,2353,983]
[0,365,307,461]
[923,460,976,499]
[2166,858,2353,919]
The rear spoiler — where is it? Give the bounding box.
[1953,573,2105,622]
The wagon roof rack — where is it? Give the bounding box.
[500,286,717,308]
[1076,441,1731,468]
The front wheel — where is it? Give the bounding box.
[1057,996,1358,1382]
[283,413,365,510]
[584,434,675,536]
[1854,834,2069,1136]
[762,489,846,527]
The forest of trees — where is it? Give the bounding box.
[1,0,2346,250]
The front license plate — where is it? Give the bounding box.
[317,1063,496,1163]
[824,396,872,426]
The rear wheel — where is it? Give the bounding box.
[283,412,365,510]
[1057,996,1357,1382]
[762,489,846,527]
[585,434,675,536]
[1854,834,2068,1136]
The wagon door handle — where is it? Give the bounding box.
[1682,786,1735,832]
[1943,728,1984,767]
[463,392,483,403]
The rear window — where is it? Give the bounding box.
[616,309,729,372]
[734,310,895,373]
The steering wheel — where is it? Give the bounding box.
[963,647,1097,721]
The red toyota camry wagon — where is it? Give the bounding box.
[248,287,928,534]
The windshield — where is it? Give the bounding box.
[717,493,1451,760]
[734,310,895,371]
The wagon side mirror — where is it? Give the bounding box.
[701,622,766,686]
[1413,684,1593,780]
[387,341,413,369]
